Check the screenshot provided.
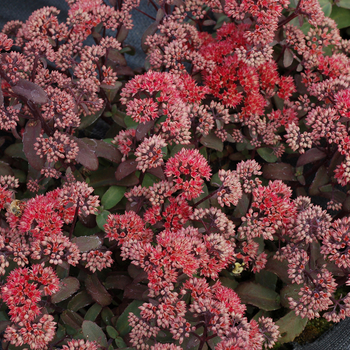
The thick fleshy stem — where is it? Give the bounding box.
[69,199,80,240]
[192,188,220,208]
[277,0,302,28]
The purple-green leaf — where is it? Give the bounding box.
[71,235,102,252]
[255,270,277,290]
[85,274,112,307]
[82,320,108,348]
[67,291,94,312]
[233,194,250,218]
[5,143,26,160]
[146,166,166,180]
[107,48,127,67]
[296,148,327,167]
[280,284,303,308]
[101,307,114,325]
[265,257,291,284]
[96,210,110,231]
[330,5,350,28]
[51,277,80,304]
[257,147,278,163]
[78,138,122,164]
[12,78,48,104]
[74,137,99,171]
[78,105,105,130]
[200,132,224,152]
[276,311,308,343]
[309,165,330,196]
[0,161,14,176]
[101,81,123,102]
[106,325,119,339]
[219,277,239,290]
[283,48,294,67]
[116,65,135,76]
[61,310,84,329]
[124,282,149,300]
[136,120,154,141]
[235,282,280,311]
[23,120,45,170]
[263,163,296,181]
[85,303,103,321]
[115,159,137,181]
[103,271,132,290]
[88,167,120,188]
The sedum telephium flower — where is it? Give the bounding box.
[165,148,211,200]
[62,339,100,350]
[4,314,56,350]
[1,264,59,350]
[0,176,114,348]
[105,152,282,349]
[2,0,350,349]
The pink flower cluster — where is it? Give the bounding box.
[105,150,278,348]
[0,180,111,348]
[1,0,350,349]
[2,264,59,349]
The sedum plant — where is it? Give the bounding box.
[1,0,350,349]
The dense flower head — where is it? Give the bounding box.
[112,128,136,161]
[0,51,28,86]
[34,131,79,164]
[30,233,81,266]
[321,216,350,268]
[201,233,236,279]
[128,312,160,349]
[235,159,262,193]
[289,202,332,244]
[16,194,63,239]
[275,244,309,285]
[144,197,192,230]
[105,211,153,245]
[2,264,60,323]
[4,314,56,350]
[156,227,204,275]
[258,316,280,349]
[19,6,66,42]
[217,169,243,207]
[335,89,350,118]
[58,181,100,221]
[334,155,350,186]
[82,249,113,273]
[6,239,31,267]
[147,180,175,206]
[0,177,18,210]
[135,135,167,172]
[165,148,211,200]
[151,345,183,350]
[42,87,80,128]
[0,32,13,51]
[289,268,337,319]
[0,105,20,131]
[120,71,198,144]
[62,339,99,350]
[239,180,296,240]
[196,101,230,137]
[191,206,236,240]
[224,0,287,46]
